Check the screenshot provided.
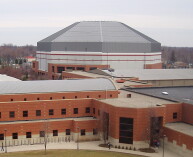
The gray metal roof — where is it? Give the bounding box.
[38,21,161,53]
[0,78,116,94]
[126,87,193,104]
[104,69,193,80]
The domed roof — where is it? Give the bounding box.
[38,21,161,53]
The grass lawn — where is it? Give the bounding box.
[0,149,145,157]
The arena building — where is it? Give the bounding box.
[33,21,162,79]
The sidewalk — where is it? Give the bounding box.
[0,141,183,157]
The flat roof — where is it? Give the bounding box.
[126,86,193,104]
[165,122,193,137]
[100,97,174,108]
[103,69,193,80]
[0,78,116,95]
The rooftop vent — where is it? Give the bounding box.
[162,92,168,95]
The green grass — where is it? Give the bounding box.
[0,149,145,157]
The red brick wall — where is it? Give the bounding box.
[165,103,182,123]
[145,63,162,69]
[164,127,193,150]
[0,119,98,136]
[0,90,119,102]
[182,103,193,124]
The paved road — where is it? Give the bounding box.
[0,141,183,157]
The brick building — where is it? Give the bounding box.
[0,77,193,157]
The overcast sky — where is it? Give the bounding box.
[0,0,193,47]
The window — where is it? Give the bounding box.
[119,117,133,144]
[36,110,41,116]
[63,96,65,99]
[85,107,90,113]
[74,108,78,114]
[53,130,58,136]
[24,98,27,101]
[10,99,13,101]
[50,97,52,100]
[52,66,55,72]
[110,94,112,98]
[98,110,100,116]
[81,129,85,136]
[93,108,95,114]
[57,67,65,73]
[0,112,1,118]
[75,96,77,99]
[23,111,28,117]
[12,133,18,139]
[93,129,98,135]
[26,132,31,138]
[9,111,15,118]
[49,109,54,115]
[87,96,89,98]
[173,112,177,119]
[0,134,4,140]
[61,108,66,115]
[37,98,40,100]
[66,129,71,135]
[40,131,45,137]
[98,95,101,98]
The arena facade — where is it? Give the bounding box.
[33,21,162,79]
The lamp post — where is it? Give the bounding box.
[4,129,7,153]
[162,135,166,157]
[77,127,80,150]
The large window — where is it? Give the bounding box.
[119,117,133,144]
[9,111,15,118]
[23,111,28,117]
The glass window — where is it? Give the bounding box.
[40,131,45,137]
[85,107,90,113]
[36,110,41,116]
[66,129,71,135]
[74,108,78,114]
[61,108,66,115]
[53,130,58,136]
[26,132,31,138]
[0,134,4,140]
[23,111,28,117]
[12,133,18,139]
[9,111,15,118]
[49,109,54,115]
[81,129,85,136]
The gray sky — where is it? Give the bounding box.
[0,0,193,47]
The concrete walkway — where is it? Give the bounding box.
[0,141,183,157]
